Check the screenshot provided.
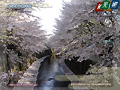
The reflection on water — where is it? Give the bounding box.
[34,56,72,90]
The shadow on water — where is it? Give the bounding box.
[64,58,94,75]
[34,56,73,90]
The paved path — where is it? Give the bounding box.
[12,56,48,90]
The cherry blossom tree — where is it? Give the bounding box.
[49,0,120,88]
[0,0,48,89]
[48,1,120,89]
[51,0,120,65]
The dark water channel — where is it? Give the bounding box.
[34,56,72,90]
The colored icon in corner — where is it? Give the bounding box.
[95,0,120,12]
[110,0,119,9]
[100,0,110,9]
[95,2,104,12]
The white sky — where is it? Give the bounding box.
[32,0,71,36]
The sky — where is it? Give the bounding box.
[32,0,71,36]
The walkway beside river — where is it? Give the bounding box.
[12,56,48,90]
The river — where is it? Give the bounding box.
[34,56,73,90]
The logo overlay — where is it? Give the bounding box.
[95,0,119,12]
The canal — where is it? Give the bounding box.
[34,56,73,90]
